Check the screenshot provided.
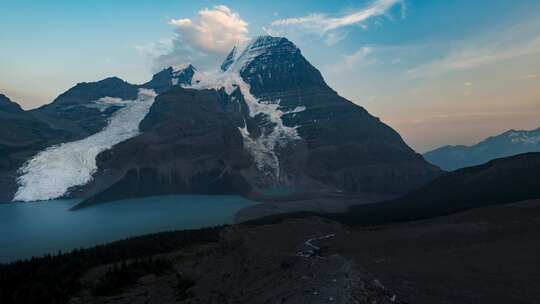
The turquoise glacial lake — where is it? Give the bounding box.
[0,195,256,263]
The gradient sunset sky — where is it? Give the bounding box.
[1,0,539,152]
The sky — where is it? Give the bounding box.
[1,0,539,152]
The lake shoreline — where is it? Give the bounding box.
[0,195,255,263]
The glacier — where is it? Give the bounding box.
[185,37,304,181]
[13,89,157,202]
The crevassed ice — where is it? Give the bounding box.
[184,39,305,181]
[13,89,157,202]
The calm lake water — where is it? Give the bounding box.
[0,195,256,263]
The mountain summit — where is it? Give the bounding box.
[142,65,197,94]
[226,36,327,95]
[0,94,24,113]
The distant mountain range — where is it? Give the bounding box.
[424,127,540,171]
[0,36,441,204]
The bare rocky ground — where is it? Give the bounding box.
[70,199,540,304]
[70,218,400,304]
[336,199,540,304]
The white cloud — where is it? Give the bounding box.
[267,0,403,45]
[169,5,249,54]
[324,30,350,46]
[151,5,249,71]
[325,43,423,74]
[345,47,373,64]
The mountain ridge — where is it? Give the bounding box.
[424,127,540,171]
[338,152,540,225]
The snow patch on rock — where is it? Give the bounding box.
[84,96,132,112]
[13,89,157,202]
[171,64,196,87]
[508,131,540,145]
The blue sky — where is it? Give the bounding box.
[1,0,539,151]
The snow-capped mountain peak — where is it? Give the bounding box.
[506,128,540,144]
[220,36,299,75]
[424,127,540,171]
[184,36,305,181]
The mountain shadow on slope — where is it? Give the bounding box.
[337,152,540,225]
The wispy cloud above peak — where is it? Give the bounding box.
[407,24,540,79]
[267,0,403,44]
[327,46,375,73]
